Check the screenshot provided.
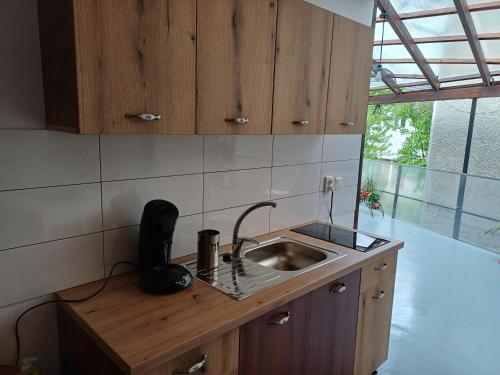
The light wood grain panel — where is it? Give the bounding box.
[143,330,238,375]
[76,0,196,134]
[197,0,277,134]
[326,15,374,135]
[360,253,398,292]
[272,0,333,134]
[58,223,403,374]
[354,273,396,375]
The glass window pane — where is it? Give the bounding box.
[419,41,473,59]
[420,203,456,237]
[481,41,500,58]
[472,9,500,34]
[361,159,398,193]
[463,176,500,221]
[373,45,412,60]
[403,15,465,38]
[431,64,480,79]
[459,213,500,253]
[390,0,454,13]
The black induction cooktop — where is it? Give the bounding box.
[291,222,389,252]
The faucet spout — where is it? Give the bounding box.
[232,201,277,258]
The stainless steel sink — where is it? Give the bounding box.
[244,239,327,271]
[184,237,345,300]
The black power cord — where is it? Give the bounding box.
[14,261,136,366]
[328,189,335,224]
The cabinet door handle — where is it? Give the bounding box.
[292,120,309,126]
[225,117,249,125]
[372,291,386,300]
[173,354,207,374]
[268,312,290,326]
[341,121,355,127]
[125,113,162,121]
[330,282,347,294]
[375,263,388,271]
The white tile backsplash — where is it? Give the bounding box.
[0,183,102,250]
[323,134,362,162]
[321,159,360,188]
[103,214,203,274]
[100,135,203,181]
[273,135,323,166]
[270,193,319,231]
[204,168,272,211]
[319,211,356,227]
[0,233,103,307]
[204,135,273,172]
[102,174,203,230]
[271,163,321,199]
[203,204,270,245]
[319,185,358,219]
[0,131,100,190]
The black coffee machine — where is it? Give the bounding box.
[137,200,192,294]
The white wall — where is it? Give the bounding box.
[305,0,375,27]
[0,0,362,373]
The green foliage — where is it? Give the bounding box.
[364,91,433,168]
[485,227,500,236]
[393,102,433,167]
[362,176,376,193]
[367,192,381,204]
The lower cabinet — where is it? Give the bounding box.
[239,269,361,375]
[354,254,398,375]
[239,294,311,375]
[308,270,361,375]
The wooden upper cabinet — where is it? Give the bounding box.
[38,0,196,134]
[197,0,277,134]
[272,0,333,134]
[325,15,374,134]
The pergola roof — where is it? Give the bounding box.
[369,0,500,104]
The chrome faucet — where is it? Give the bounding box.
[232,201,277,258]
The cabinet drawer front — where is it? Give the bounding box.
[144,330,239,375]
[360,253,397,292]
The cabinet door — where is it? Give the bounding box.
[325,15,374,134]
[272,0,333,134]
[354,275,396,375]
[239,294,310,375]
[308,270,361,375]
[197,0,277,134]
[76,0,196,134]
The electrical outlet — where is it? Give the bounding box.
[334,176,343,190]
[323,176,333,193]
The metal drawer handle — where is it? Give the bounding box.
[372,291,386,300]
[341,121,355,127]
[125,113,162,121]
[330,282,347,294]
[225,117,249,125]
[375,263,388,271]
[268,312,290,326]
[292,120,309,126]
[173,354,207,374]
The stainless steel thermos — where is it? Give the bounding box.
[197,229,220,270]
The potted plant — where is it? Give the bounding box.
[360,176,376,201]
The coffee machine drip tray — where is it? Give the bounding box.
[291,223,389,252]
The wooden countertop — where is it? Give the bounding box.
[57,221,404,375]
